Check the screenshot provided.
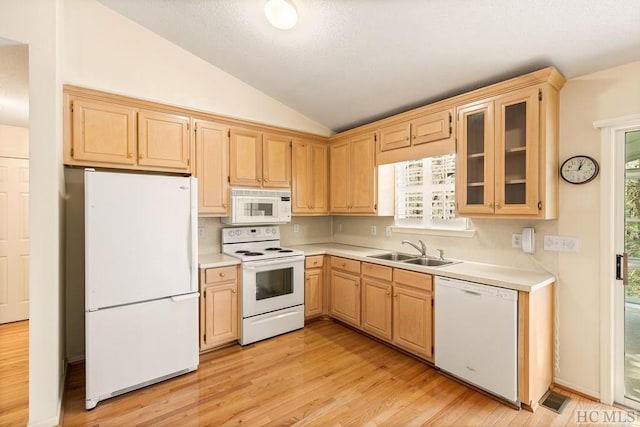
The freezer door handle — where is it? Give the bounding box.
[171,293,200,302]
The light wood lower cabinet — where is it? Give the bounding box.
[361,262,393,341]
[200,265,238,351]
[392,269,433,360]
[329,257,361,327]
[304,255,325,319]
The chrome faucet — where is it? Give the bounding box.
[402,239,427,257]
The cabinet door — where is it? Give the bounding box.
[494,87,540,215]
[329,139,350,213]
[263,133,291,188]
[201,283,238,350]
[329,270,360,326]
[291,141,311,213]
[349,133,376,214]
[411,109,452,145]
[195,120,229,216]
[138,110,191,171]
[392,284,432,359]
[229,128,262,187]
[361,278,392,341]
[309,143,328,213]
[305,268,323,319]
[456,101,495,215]
[379,122,411,151]
[71,98,137,165]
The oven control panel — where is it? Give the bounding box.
[222,226,280,243]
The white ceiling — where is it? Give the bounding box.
[96,0,640,132]
[0,39,28,128]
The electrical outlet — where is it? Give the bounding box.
[198,226,205,238]
[336,223,342,233]
[512,233,521,248]
[371,225,377,235]
[293,223,300,233]
[544,235,579,252]
[385,226,392,237]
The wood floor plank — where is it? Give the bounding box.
[0,320,28,427]
[61,320,631,426]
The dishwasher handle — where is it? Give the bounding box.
[463,289,482,297]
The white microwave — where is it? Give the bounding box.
[222,188,292,225]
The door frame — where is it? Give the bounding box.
[596,114,640,406]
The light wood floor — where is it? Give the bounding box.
[63,320,624,426]
[0,320,29,427]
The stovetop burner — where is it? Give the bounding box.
[244,252,264,256]
[279,249,293,253]
[265,247,282,251]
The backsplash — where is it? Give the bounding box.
[199,213,558,274]
[197,215,333,254]
[331,216,559,274]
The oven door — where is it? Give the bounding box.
[233,196,281,224]
[241,255,304,318]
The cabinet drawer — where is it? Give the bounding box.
[305,255,324,269]
[362,262,392,281]
[330,256,360,275]
[393,268,433,292]
[204,265,237,285]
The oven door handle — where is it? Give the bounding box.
[242,255,305,270]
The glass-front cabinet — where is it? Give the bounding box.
[457,86,541,217]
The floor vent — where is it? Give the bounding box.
[539,390,570,414]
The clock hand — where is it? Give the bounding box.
[578,159,584,171]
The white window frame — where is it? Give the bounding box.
[394,154,470,233]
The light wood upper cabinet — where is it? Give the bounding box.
[194,119,229,216]
[329,133,377,214]
[376,108,455,165]
[65,94,193,173]
[229,128,263,187]
[200,266,238,352]
[229,130,291,188]
[457,85,557,219]
[70,98,137,166]
[292,140,328,215]
[138,109,191,171]
[263,133,291,188]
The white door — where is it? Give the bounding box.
[85,170,196,310]
[615,126,640,409]
[0,157,29,324]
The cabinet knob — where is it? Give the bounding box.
[264,178,269,182]
[127,152,132,158]
[313,261,318,266]
[405,136,409,141]
[219,273,225,277]
[393,293,398,298]
[486,202,494,208]
[412,135,416,139]
[386,290,391,296]
[495,202,502,209]
[139,153,144,159]
[232,289,236,293]
[355,282,359,287]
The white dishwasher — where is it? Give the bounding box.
[434,276,518,403]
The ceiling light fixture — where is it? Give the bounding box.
[264,0,298,30]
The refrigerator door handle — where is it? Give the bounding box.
[171,293,200,302]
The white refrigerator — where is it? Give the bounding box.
[84,169,199,410]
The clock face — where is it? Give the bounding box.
[560,156,599,184]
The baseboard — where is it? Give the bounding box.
[553,378,600,401]
[27,361,67,427]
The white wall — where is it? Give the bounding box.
[0,1,63,426]
[62,0,332,137]
[556,60,640,397]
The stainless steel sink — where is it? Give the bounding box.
[401,257,457,267]
[367,253,418,262]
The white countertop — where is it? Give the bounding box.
[198,253,241,269]
[289,243,555,292]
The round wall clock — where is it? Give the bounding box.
[560,155,599,184]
